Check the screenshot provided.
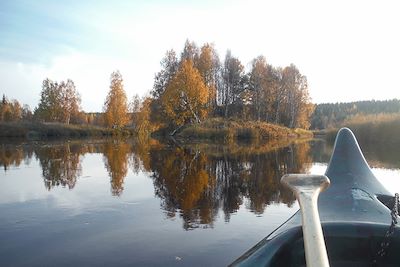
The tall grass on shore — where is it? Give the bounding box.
[0,121,131,139]
[326,113,400,146]
[174,117,313,143]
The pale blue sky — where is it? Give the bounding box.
[1,0,399,111]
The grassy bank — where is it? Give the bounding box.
[0,121,132,139]
[325,113,400,146]
[178,137,313,158]
[165,118,313,143]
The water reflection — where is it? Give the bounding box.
[0,138,352,229]
[132,139,314,229]
[148,146,216,229]
[102,140,131,196]
[0,143,33,171]
[35,143,83,190]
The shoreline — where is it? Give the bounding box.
[0,121,132,140]
[153,118,314,143]
[0,119,314,144]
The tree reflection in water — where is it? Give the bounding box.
[133,140,313,229]
[0,138,316,229]
[102,140,131,196]
[0,143,33,171]
[149,146,216,229]
[35,143,84,190]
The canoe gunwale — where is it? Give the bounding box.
[231,222,400,266]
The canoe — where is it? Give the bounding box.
[230,128,400,267]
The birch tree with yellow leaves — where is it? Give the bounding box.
[197,43,220,113]
[103,71,129,128]
[161,60,209,133]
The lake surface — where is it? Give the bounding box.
[0,137,399,266]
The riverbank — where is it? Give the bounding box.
[154,118,313,143]
[0,119,313,143]
[324,113,400,146]
[0,121,132,139]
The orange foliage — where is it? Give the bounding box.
[161,60,209,126]
[103,71,129,128]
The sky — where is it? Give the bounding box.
[0,0,399,112]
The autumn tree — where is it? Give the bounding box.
[0,95,9,121]
[282,64,312,128]
[161,60,209,132]
[151,50,179,125]
[60,80,81,124]
[35,78,81,124]
[35,79,62,122]
[269,67,286,124]
[296,101,315,129]
[11,100,22,121]
[181,39,199,63]
[130,94,141,124]
[0,95,34,122]
[152,50,179,99]
[220,50,244,117]
[136,97,153,135]
[237,77,254,120]
[130,95,153,135]
[249,56,273,121]
[150,40,315,129]
[103,71,129,128]
[197,43,220,113]
[0,95,24,121]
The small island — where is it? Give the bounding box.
[0,40,315,143]
[2,40,400,145]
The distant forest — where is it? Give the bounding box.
[311,99,400,129]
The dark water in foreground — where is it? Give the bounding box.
[0,138,399,266]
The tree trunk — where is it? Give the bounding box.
[170,124,184,136]
[181,92,201,124]
[65,113,70,125]
[275,100,280,124]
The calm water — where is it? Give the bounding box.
[0,138,399,267]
